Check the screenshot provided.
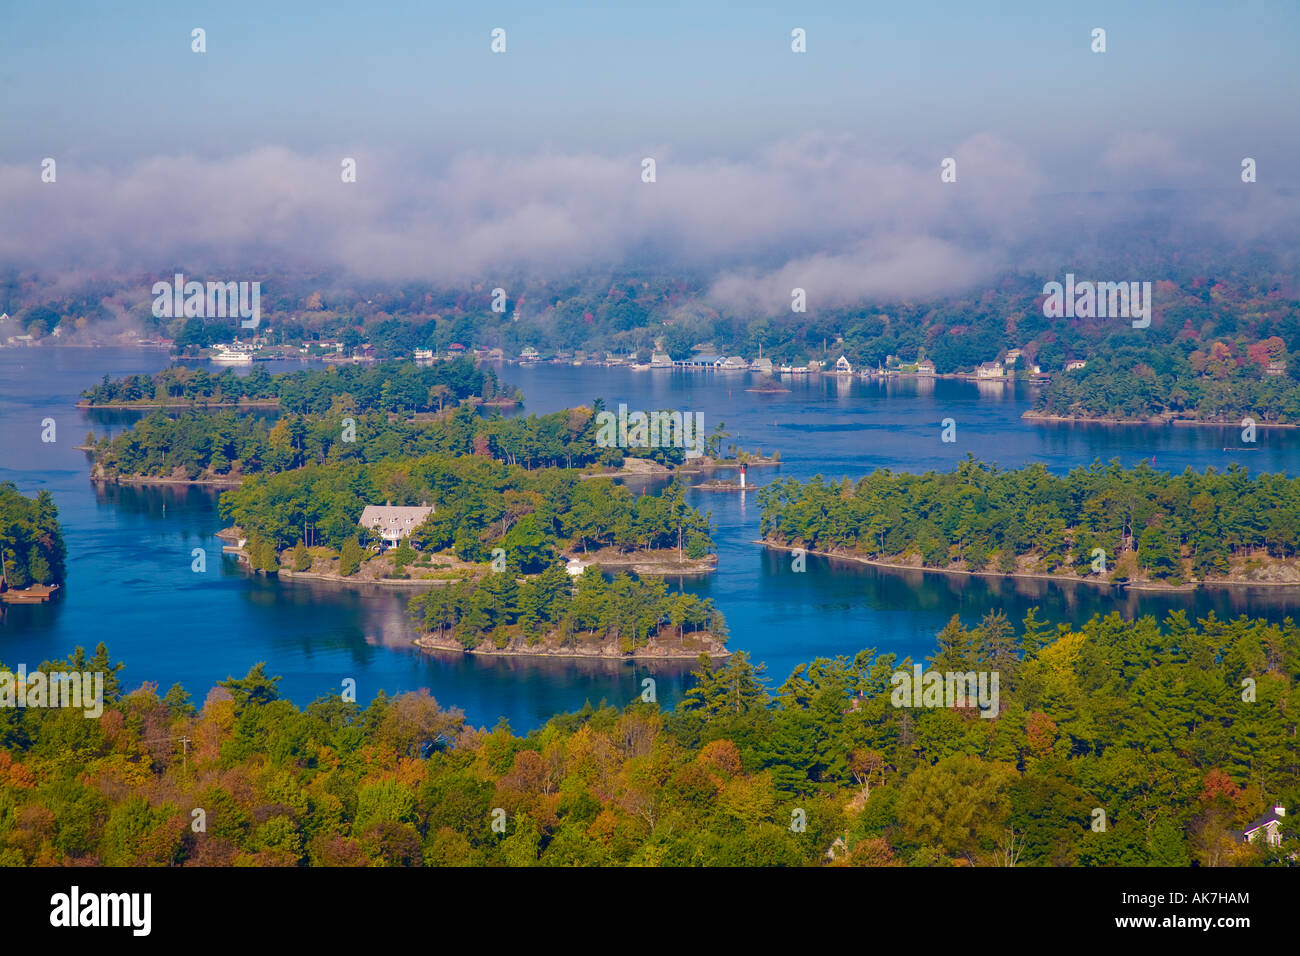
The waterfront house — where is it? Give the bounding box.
[520,346,540,362]
[649,351,673,368]
[683,354,724,368]
[721,355,748,369]
[359,502,435,550]
[917,359,936,376]
[835,355,853,374]
[413,348,434,361]
[751,357,774,374]
[975,361,1004,379]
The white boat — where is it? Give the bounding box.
[211,346,253,364]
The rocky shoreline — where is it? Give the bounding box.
[759,541,1300,590]
[415,630,729,660]
[1023,409,1298,428]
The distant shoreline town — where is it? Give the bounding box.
[3,320,1059,385]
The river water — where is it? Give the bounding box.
[4,349,1300,730]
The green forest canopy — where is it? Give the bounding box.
[0,607,1294,866]
[88,401,708,481]
[219,453,714,563]
[80,358,499,413]
[1035,343,1298,422]
[759,457,1300,583]
[410,566,725,652]
[0,483,65,589]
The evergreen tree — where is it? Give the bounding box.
[338,537,362,576]
[931,615,977,672]
[1020,607,1054,659]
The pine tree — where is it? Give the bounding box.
[517,580,545,641]
[931,614,977,671]
[393,537,415,576]
[977,609,1017,676]
[292,541,311,572]
[1020,607,1054,659]
[27,552,51,585]
[260,540,280,573]
[338,537,362,576]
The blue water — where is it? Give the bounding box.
[4,350,1300,730]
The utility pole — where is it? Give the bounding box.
[178,735,191,773]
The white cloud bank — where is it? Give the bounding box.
[1,132,1293,309]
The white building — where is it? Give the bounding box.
[1066,359,1087,371]
[1241,805,1287,847]
[975,361,1004,379]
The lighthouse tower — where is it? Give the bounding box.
[739,462,748,489]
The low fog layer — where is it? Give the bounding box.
[2,132,1295,309]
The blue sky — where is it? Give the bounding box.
[4,0,1296,163]
[0,1,1296,287]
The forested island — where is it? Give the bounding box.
[411,566,727,658]
[0,606,1293,866]
[79,358,508,412]
[759,458,1300,587]
[0,483,66,598]
[78,359,726,647]
[1031,343,1300,424]
[86,396,721,484]
[220,451,713,569]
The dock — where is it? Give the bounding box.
[0,583,60,604]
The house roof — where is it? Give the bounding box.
[1243,807,1285,834]
[359,504,434,535]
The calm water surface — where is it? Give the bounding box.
[4,349,1300,729]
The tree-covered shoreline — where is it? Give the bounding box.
[0,484,66,591]
[1033,344,1300,424]
[410,566,727,657]
[219,451,714,578]
[87,401,708,484]
[0,605,1294,866]
[79,358,502,412]
[759,458,1300,586]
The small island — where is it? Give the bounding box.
[758,458,1300,590]
[410,566,729,660]
[745,375,791,394]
